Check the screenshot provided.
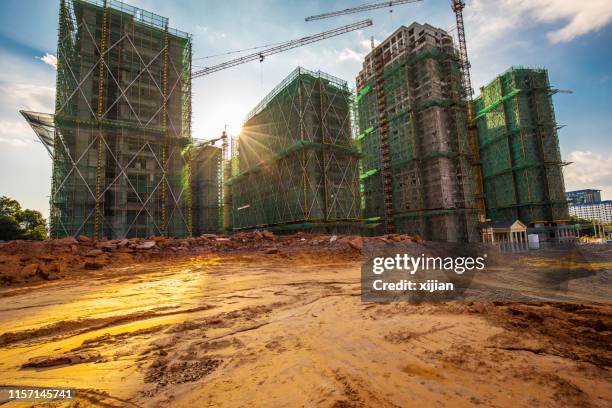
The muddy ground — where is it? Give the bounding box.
[0,233,610,407]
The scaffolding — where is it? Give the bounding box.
[35,0,193,239]
[190,144,223,234]
[474,67,570,226]
[228,67,361,233]
[356,23,479,242]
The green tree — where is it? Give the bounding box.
[0,215,22,241]
[0,196,21,217]
[18,209,47,240]
[0,196,47,240]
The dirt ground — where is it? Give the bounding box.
[0,234,610,407]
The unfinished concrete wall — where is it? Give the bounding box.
[356,22,478,242]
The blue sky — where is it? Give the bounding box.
[0,0,611,217]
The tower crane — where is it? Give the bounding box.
[305,0,423,21]
[451,1,472,99]
[304,0,472,100]
[192,19,372,78]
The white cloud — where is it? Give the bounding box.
[0,120,32,148]
[36,53,57,70]
[522,0,612,43]
[335,33,379,64]
[359,38,380,51]
[0,82,55,112]
[338,48,364,62]
[194,25,227,42]
[467,0,612,54]
[0,137,27,147]
[564,150,612,199]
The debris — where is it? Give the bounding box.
[136,241,157,250]
[84,261,104,270]
[54,236,78,246]
[22,352,102,368]
[116,239,129,248]
[20,263,40,279]
[348,237,363,251]
[98,242,117,251]
[0,233,408,286]
[262,231,276,240]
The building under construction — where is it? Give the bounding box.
[474,67,574,241]
[190,143,223,235]
[355,23,479,242]
[228,67,361,233]
[23,0,192,239]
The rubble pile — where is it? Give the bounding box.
[0,232,417,286]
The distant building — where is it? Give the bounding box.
[565,189,602,205]
[191,144,223,235]
[569,201,612,223]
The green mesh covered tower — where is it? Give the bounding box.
[474,67,570,232]
[355,23,479,242]
[191,144,222,235]
[24,0,193,238]
[229,67,361,233]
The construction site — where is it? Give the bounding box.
[2,1,609,407]
[17,0,576,244]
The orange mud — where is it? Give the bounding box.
[0,235,610,407]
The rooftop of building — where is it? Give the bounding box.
[566,189,602,194]
[569,200,612,207]
[361,21,450,61]
[485,220,527,229]
[244,66,349,123]
[475,66,549,98]
[74,0,190,39]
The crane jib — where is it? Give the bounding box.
[192,19,372,78]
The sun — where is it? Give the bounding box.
[226,120,243,137]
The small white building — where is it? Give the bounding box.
[481,220,528,251]
[569,200,612,223]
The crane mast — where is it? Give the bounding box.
[451,0,472,100]
[305,0,423,21]
[193,19,372,78]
